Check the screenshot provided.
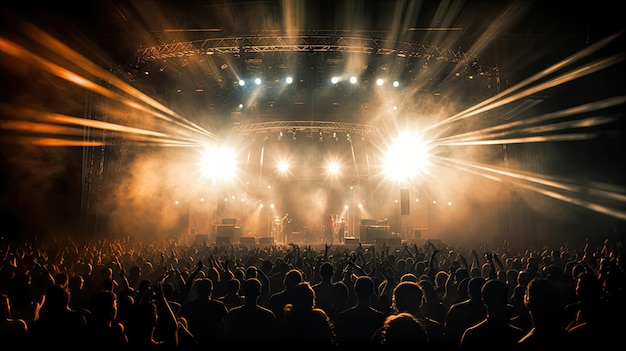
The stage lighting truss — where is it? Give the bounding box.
[232,120,384,143]
[136,32,472,63]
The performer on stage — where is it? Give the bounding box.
[338,217,346,244]
[325,214,335,244]
[281,212,292,244]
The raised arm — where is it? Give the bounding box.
[427,248,440,283]
[153,281,179,351]
[179,260,204,303]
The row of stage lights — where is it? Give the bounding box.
[269,130,353,142]
[174,196,454,208]
[237,75,401,88]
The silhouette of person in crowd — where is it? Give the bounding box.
[179,277,229,347]
[128,282,179,351]
[444,276,487,349]
[387,280,446,347]
[86,290,130,351]
[459,279,525,350]
[267,268,303,327]
[29,284,89,350]
[219,277,246,311]
[333,275,386,345]
[516,277,573,350]
[280,281,336,344]
[0,293,28,346]
[311,261,334,313]
[378,312,429,347]
[224,277,277,344]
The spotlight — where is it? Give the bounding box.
[346,133,351,141]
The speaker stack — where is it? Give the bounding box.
[359,224,390,244]
[216,221,241,244]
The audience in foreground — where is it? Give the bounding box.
[0,233,624,349]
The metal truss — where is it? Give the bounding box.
[136,34,471,63]
[232,120,384,137]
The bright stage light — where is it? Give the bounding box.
[382,130,433,182]
[198,145,239,182]
[326,160,341,175]
[277,160,290,173]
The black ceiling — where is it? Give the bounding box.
[1,0,623,130]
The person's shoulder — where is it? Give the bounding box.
[423,315,444,328]
[311,308,333,322]
[256,304,275,315]
[312,307,329,316]
[448,299,469,311]
[371,307,386,316]
[181,298,200,309]
[337,305,356,316]
[0,318,28,335]
[211,298,229,309]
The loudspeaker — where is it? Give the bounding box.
[216,236,231,245]
[222,218,237,225]
[216,225,241,243]
[240,237,256,245]
[344,237,359,245]
[360,219,377,226]
[360,226,389,243]
[401,188,410,215]
[259,237,274,245]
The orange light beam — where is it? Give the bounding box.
[0,35,215,141]
[424,31,625,133]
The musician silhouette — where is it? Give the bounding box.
[281,213,292,244]
[338,217,346,244]
[325,214,335,244]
